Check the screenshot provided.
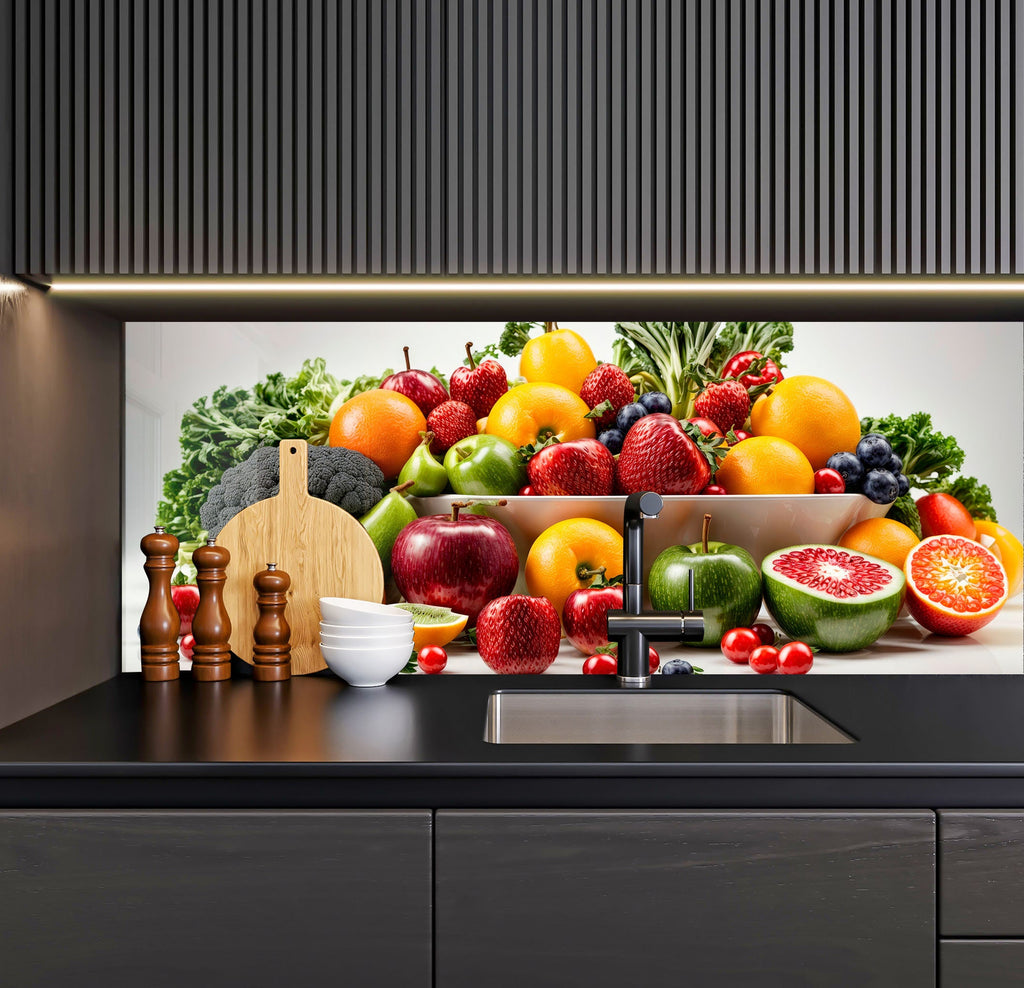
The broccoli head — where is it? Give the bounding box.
[200,443,387,536]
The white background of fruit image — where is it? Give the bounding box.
[122,321,1022,674]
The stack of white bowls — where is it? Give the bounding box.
[319,598,414,687]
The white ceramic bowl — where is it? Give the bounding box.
[410,493,889,572]
[319,597,413,627]
[320,630,414,649]
[319,641,413,688]
[320,619,412,637]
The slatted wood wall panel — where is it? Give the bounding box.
[10,0,1024,276]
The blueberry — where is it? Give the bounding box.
[886,452,903,475]
[616,402,649,433]
[661,658,694,675]
[826,451,864,489]
[598,428,625,455]
[857,433,893,469]
[896,472,910,497]
[862,468,899,504]
[638,391,672,415]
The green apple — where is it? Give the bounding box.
[398,431,449,496]
[648,514,762,647]
[444,434,526,496]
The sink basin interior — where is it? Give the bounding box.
[484,690,854,745]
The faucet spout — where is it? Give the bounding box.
[609,491,703,687]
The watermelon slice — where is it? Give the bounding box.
[762,544,905,652]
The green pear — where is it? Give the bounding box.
[398,431,449,496]
[359,481,419,580]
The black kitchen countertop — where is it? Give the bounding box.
[0,672,1022,808]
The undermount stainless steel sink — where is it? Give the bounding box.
[484,690,854,745]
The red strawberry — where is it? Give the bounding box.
[526,439,615,496]
[694,380,750,433]
[450,342,508,417]
[171,584,200,637]
[580,364,635,428]
[616,414,716,495]
[476,595,561,674]
[426,400,478,452]
[562,584,623,654]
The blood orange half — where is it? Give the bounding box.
[904,535,1008,637]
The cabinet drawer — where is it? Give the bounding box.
[941,941,1024,987]
[940,812,1024,936]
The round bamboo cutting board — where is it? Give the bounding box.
[217,440,384,674]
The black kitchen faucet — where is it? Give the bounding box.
[606,491,705,688]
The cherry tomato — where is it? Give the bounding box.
[814,468,846,494]
[518,485,534,496]
[702,484,728,495]
[648,646,660,673]
[687,417,725,440]
[749,645,780,674]
[729,429,753,443]
[722,350,784,388]
[583,654,617,675]
[721,627,761,665]
[180,633,195,659]
[751,623,775,646]
[417,645,448,674]
[778,641,814,675]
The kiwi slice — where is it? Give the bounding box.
[393,602,460,622]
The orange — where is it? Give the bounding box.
[974,519,1023,597]
[749,375,861,470]
[714,436,815,494]
[328,388,426,478]
[486,382,596,447]
[838,517,920,570]
[519,326,598,392]
[525,518,623,622]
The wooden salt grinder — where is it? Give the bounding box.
[140,526,181,681]
[252,563,292,681]
[191,538,232,682]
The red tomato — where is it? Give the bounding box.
[702,484,728,495]
[813,468,846,494]
[687,417,725,440]
[751,623,775,646]
[721,351,784,388]
[519,485,534,496]
[916,492,977,540]
[721,627,761,664]
[583,654,617,675]
[417,646,448,674]
[648,646,660,673]
[749,645,780,674]
[729,429,753,443]
[777,641,814,675]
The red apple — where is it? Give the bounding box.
[391,502,519,626]
[562,584,623,654]
[449,341,508,417]
[380,346,449,416]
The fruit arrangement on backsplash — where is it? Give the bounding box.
[150,321,1022,682]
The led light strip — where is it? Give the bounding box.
[46,278,1024,294]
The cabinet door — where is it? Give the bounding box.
[941,941,1024,988]
[437,810,935,988]
[0,811,431,987]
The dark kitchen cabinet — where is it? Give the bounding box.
[940,811,1024,936]
[6,0,1020,277]
[940,941,1024,988]
[0,810,432,988]
[435,810,936,987]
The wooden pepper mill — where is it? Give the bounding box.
[191,537,232,682]
[252,563,291,681]
[140,526,181,681]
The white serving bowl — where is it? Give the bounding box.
[319,641,413,688]
[410,493,890,572]
[320,618,412,637]
[320,630,414,649]
[319,597,413,627]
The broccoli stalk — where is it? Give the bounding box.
[708,321,795,374]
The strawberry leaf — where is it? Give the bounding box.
[681,421,729,473]
[517,436,560,462]
[584,399,614,421]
